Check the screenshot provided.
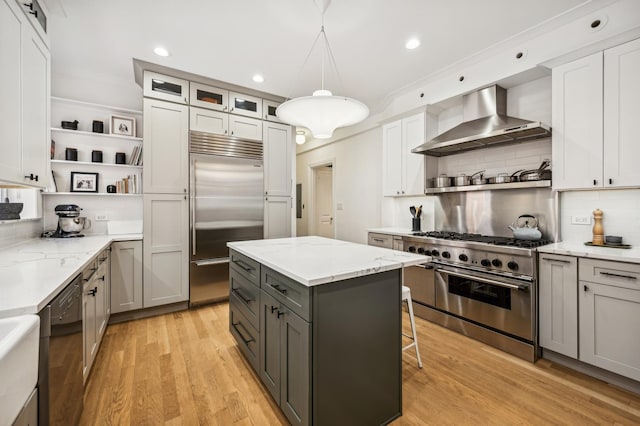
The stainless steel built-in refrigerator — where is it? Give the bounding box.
[189,131,263,306]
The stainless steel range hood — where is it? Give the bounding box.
[412,85,551,157]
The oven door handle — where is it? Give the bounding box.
[437,268,528,291]
[414,263,434,270]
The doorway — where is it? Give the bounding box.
[311,164,334,238]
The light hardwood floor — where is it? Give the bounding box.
[81,302,640,425]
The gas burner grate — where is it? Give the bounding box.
[413,231,552,248]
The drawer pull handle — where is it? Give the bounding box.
[98,275,105,281]
[541,257,571,263]
[271,305,278,314]
[584,285,588,292]
[233,288,252,304]
[233,259,254,272]
[272,284,287,294]
[99,256,108,262]
[372,238,385,243]
[88,287,97,297]
[232,321,254,345]
[599,272,637,280]
[83,267,98,282]
[277,310,285,318]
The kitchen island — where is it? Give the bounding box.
[227,236,429,426]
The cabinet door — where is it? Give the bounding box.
[264,122,292,196]
[604,38,640,187]
[143,98,189,194]
[95,270,107,342]
[99,250,111,320]
[143,71,189,104]
[229,115,263,141]
[552,52,604,189]
[265,196,292,239]
[229,91,263,119]
[190,106,229,136]
[580,282,640,381]
[280,309,310,426]
[189,82,228,112]
[382,121,402,196]
[402,112,425,196]
[263,100,282,123]
[0,0,23,184]
[83,280,97,383]
[143,194,189,307]
[111,240,143,313]
[260,291,281,404]
[539,254,578,358]
[21,21,48,188]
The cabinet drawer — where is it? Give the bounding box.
[230,250,260,286]
[579,258,640,290]
[368,233,393,248]
[230,268,260,330]
[229,299,259,372]
[262,267,310,321]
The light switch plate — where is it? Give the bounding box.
[571,215,591,225]
[95,214,108,221]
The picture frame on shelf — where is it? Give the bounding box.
[70,172,99,193]
[109,114,136,137]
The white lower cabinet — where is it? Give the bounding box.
[143,194,189,307]
[578,258,640,381]
[110,240,143,313]
[539,254,578,358]
[265,196,292,239]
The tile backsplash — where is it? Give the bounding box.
[0,219,43,249]
[560,189,640,246]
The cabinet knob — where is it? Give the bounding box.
[593,179,597,186]
[608,178,613,185]
[224,106,228,111]
[231,131,234,135]
[583,285,589,292]
[230,107,234,111]
[401,190,405,194]
[396,191,400,195]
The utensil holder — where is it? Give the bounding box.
[412,218,421,232]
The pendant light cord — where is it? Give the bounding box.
[283,1,346,100]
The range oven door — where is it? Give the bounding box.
[434,264,533,341]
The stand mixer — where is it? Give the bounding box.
[42,204,91,238]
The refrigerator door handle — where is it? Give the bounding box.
[190,156,196,256]
[194,257,230,267]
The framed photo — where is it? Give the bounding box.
[70,172,99,193]
[110,114,136,137]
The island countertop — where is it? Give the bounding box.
[227,236,430,286]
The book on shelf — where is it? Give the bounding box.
[128,145,143,166]
[115,173,141,194]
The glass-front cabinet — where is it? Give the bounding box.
[263,99,282,123]
[190,82,228,112]
[229,91,262,119]
[143,71,189,104]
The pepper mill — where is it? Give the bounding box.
[592,209,604,246]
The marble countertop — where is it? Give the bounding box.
[0,234,142,319]
[228,236,430,286]
[537,241,640,264]
[367,228,416,236]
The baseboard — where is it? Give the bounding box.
[108,301,189,324]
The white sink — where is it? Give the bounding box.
[0,315,39,426]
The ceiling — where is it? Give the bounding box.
[48,0,589,113]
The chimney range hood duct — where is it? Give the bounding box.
[412,85,551,157]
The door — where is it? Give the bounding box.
[190,106,228,135]
[144,194,189,307]
[264,122,292,196]
[143,98,189,194]
[190,82,228,112]
[229,115,263,141]
[229,91,263,119]
[314,166,334,238]
[265,196,292,239]
[382,121,402,196]
[110,241,143,313]
[603,38,640,187]
[402,112,425,196]
[260,291,281,404]
[143,71,189,104]
[280,309,310,426]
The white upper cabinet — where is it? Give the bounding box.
[143,98,189,194]
[190,106,228,136]
[0,0,49,188]
[263,122,292,196]
[229,91,263,119]
[603,38,640,187]
[553,38,640,190]
[229,115,263,141]
[382,112,425,196]
[263,100,282,123]
[143,71,189,105]
[190,82,228,112]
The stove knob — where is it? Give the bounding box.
[430,249,440,257]
[507,261,519,271]
[417,247,425,254]
[481,259,491,267]
[458,254,468,262]
[408,246,416,253]
[442,251,451,259]
[491,259,502,267]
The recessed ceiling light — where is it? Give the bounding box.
[405,38,420,50]
[252,74,264,83]
[153,46,170,57]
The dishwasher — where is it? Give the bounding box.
[38,273,83,425]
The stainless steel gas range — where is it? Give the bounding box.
[402,231,551,362]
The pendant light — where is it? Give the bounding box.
[276,2,369,139]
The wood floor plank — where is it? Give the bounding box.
[80,302,640,425]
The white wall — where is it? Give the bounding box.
[560,189,640,246]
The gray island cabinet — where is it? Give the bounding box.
[227,236,428,425]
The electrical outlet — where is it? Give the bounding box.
[336,203,343,211]
[571,215,591,225]
[95,214,108,221]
